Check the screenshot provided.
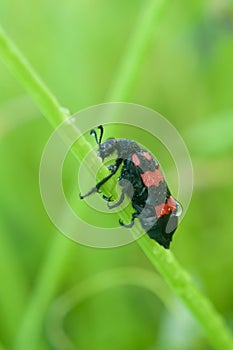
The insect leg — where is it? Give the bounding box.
[102,194,113,202]
[107,190,125,208]
[107,177,134,208]
[119,212,138,228]
[79,158,123,199]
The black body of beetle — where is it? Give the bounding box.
[80,125,180,248]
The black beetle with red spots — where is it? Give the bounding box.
[80,125,181,248]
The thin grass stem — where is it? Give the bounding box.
[1,7,233,350]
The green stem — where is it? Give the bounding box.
[137,235,233,350]
[0,25,115,197]
[1,8,233,350]
[0,27,65,128]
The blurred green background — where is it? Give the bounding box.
[0,0,233,349]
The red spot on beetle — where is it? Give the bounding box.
[155,196,177,218]
[141,169,164,187]
[167,196,176,211]
[142,151,152,160]
[132,153,140,166]
[155,203,165,218]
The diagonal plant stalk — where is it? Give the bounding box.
[0,1,170,348]
[137,236,233,350]
[0,1,169,347]
[1,11,233,350]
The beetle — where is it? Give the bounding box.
[80,125,181,248]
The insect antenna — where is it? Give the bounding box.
[90,125,104,145]
[90,129,99,145]
[98,125,104,144]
